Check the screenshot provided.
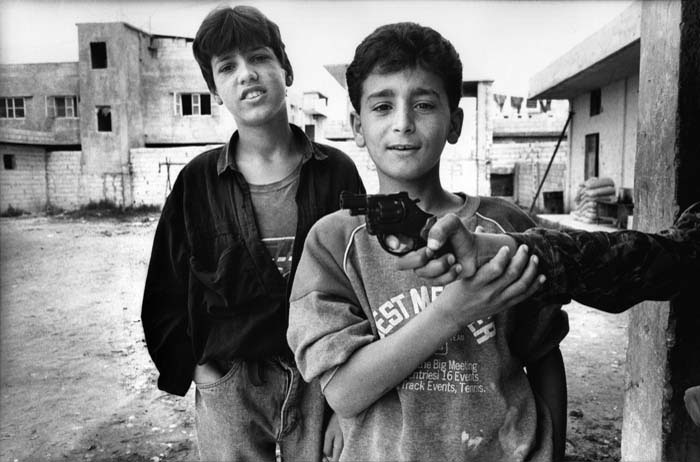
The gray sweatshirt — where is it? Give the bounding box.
[288,195,567,462]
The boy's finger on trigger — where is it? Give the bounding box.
[474,225,486,233]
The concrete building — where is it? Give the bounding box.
[529,1,641,223]
[0,22,331,213]
[491,95,570,212]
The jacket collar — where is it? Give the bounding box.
[217,124,327,176]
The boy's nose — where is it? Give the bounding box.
[391,109,415,133]
[237,63,259,84]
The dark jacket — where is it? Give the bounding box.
[141,126,365,396]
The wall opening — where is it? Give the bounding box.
[542,191,564,214]
[97,106,112,132]
[48,96,78,118]
[490,173,514,197]
[177,93,211,116]
[590,88,602,116]
[90,42,108,69]
[305,124,315,141]
[3,154,16,170]
[0,97,25,119]
[585,133,599,179]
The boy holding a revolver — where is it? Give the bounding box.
[287,22,569,461]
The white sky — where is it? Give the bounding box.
[0,0,633,95]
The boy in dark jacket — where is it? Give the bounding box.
[141,6,363,461]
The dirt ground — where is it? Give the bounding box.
[0,214,627,461]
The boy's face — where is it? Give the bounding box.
[351,67,462,186]
[210,46,290,128]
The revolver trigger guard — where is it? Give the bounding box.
[378,233,425,256]
[378,234,409,256]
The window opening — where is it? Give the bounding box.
[177,93,211,116]
[0,98,25,118]
[590,88,602,116]
[97,106,112,131]
[90,42,108,69]
[48,96,78,118]
[585,133,600,179]
[3,154,16,170]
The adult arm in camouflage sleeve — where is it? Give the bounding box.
[396,202,699,313]
[511,202,699,312]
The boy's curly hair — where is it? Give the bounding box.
[192,5,293,92]
[346,22,463,113]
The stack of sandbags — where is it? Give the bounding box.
[570,177,616,223]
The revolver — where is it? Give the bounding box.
[340,191,437,255]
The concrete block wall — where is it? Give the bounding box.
[491,139,568,169]
[80,172,125,206]
[0,145,47,213]
[129,145,220,207]
[46,151,81,210]
[514,161,566,211]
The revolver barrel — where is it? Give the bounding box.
[340,191,368,215]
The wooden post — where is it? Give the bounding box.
[621,1,700,461]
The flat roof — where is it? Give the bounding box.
[529,1,641,99]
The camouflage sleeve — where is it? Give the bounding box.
[510,202,700,313]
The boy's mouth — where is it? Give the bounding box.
[387,144,420,152]
[241,87,266,100]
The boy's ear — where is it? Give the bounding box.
[211,90,223,106]
[447,107,464,144]
[350,111,366,148]
[285,72,294,87]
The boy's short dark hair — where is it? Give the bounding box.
[346,22,463,113]
[193,5,293,92]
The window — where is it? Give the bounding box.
[305,124,315,141]
[0,97,25,118]
[90,42,108,69]
[490,173,514,197]
[3,154,16,170]
[47,96,78,118]
[526,99,538,109]
[590,88,602,116]
[175,93,211,116]
[585,133,600,179]
[96,106,112,132]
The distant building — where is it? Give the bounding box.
[0,22,331,213]
[490,94,570,212]
[529,1,641,221]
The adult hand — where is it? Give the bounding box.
[393,214,478,281]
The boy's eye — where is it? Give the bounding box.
[371,103,392,113]
[250,54,270,63]
[218,63,235,73]
[415,102,436,111]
